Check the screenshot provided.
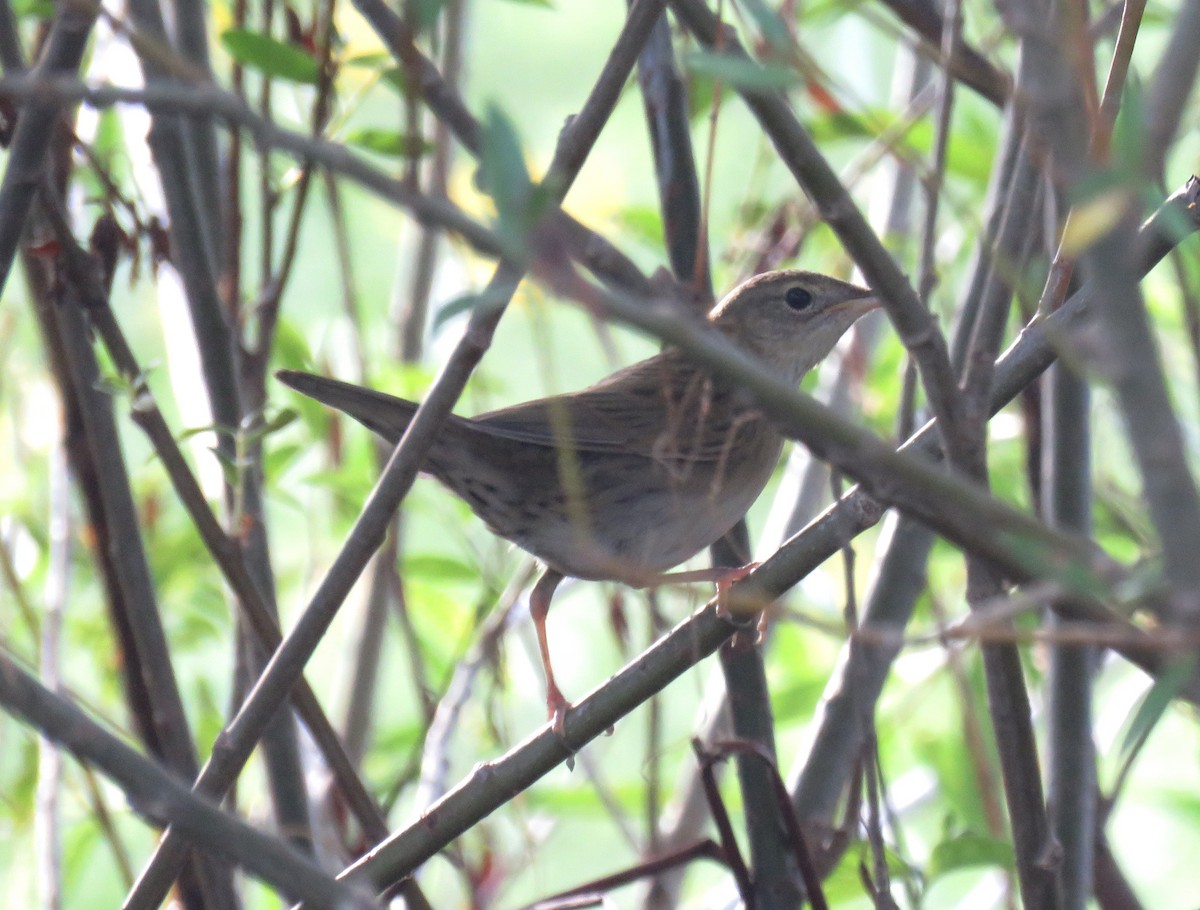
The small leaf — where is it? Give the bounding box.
[433,286,512,331]
[261,408,299,436]
[271,318,315,373]
[738,0,792,54]
[805,110,875,142]
[179,422,237,445]
[616,205,666,247]
[12,0,54,18]
[999,529,1111,603]
[409,0,447,29]
[928,832,1015,879]
[343,52,393,69]
[687,73,716,119]
[345,128,433,158]
[380,67,409,94]
[1118,655,1196,764]
[402,554,477,582]
[477,103,534,243]
[1109,74,1147,175]
[1060,188,1134,255]
[683,50,799,91]
[820,844,916,903]
[221,29,320,85]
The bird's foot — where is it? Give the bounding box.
[653,562,760,608]
[726,610,769,649]
[715,561,759,594]
[547,689,580,769]
[714,561,761,619]
[546,684,573,737]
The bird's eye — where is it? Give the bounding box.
[785,286,813,311]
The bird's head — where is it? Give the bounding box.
[708,270,879,384]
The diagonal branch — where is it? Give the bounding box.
[0,0,95,295]
[0,650,381,910]
[0,76,519,262]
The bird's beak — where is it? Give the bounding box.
[835,292,881,317]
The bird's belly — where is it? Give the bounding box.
[510,501,732,582]
[514,450,780,583]
[434,430,783,585]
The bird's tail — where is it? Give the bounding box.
[276,370,426,444]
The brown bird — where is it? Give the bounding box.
[278,270,877,727]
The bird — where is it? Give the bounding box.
[277,270,878,728]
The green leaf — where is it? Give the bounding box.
[433,285,514,331]
[271,318,314,373]
[260,407,299,437]
[928,831,1015,879]
[820,844,916,903]
[682,50,799,91]
[345,128,433,159]
[409,0,447,29]
[1109,73,1147,176]
[402,554,478,583]
[343,52,393,69]
[687,71,716,119]
[998,529,1111,603]
[477,103,535,243]
[804,110,877,142]
[1118,655,1196,764]
[615,205,665,247]
[737,0,793,53]
[179,422,235,443]
[221,29,320,85]
[11,0,53,18]
[525,781,643,813]
[378,67,409,94]
[807,110,990,184]
[264,441,303,480]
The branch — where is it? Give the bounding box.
[1142,0,1200,182]
[0,650,380,910]
[872,0,1011,106]
[0,76,518,263]
[0,0,95,296]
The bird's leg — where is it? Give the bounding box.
[645,563,763,635]
[650,563,760,612]
[713,562,760,595]
[530,568,570,732]
[712,563,762,634]
[649,563,760,587]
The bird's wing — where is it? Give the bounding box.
[472,353,766,461]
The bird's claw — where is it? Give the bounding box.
[714,561,761,620]
[546,690,578,769]
[547,687,572,737]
